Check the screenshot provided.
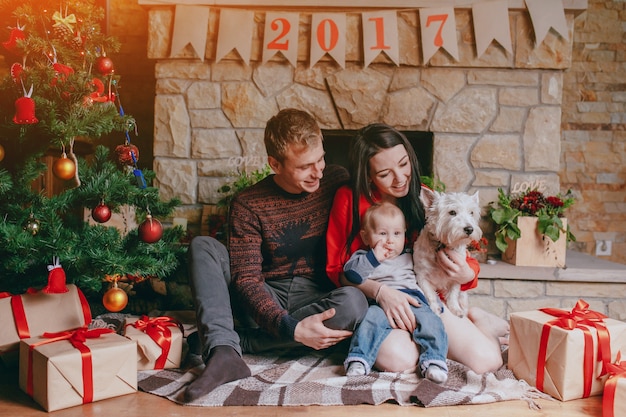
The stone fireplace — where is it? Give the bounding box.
[139,2,587,236]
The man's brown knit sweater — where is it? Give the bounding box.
[229,164,349,340]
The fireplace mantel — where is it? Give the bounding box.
[138,0,587,14]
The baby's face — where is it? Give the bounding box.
[362,214,406,259]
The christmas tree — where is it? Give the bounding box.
[0,0,186,312]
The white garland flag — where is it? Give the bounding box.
[310,13,346,69]
[262,12,300,66]
[170,5,210,61]
[215,9,254,65]
[362,10,399,67]
[419,7,459,64]
[525,0,569,45]
[472,0,512,57]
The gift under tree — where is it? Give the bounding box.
[0,0,186,312]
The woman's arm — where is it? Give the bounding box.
[326,186,353,287]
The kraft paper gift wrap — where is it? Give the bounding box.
[603,355,626,417]
[508,303,626,401]
[18,329,137,412]
[0,284,92,362]
[123,316,183,370]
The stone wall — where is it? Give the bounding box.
[107,1,625,266]
[142,6,576,239]
[560,0,626,265]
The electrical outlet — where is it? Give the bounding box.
[596,240,612,256]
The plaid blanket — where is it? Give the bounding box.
[90,312,548,408]
[136,347,549,408]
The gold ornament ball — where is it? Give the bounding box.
[24,218,40,235]
[102,284,128,312]
[53,154,76,180]
[0,144,4,162]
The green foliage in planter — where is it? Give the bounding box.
[420,175,446,192]
[217,164,272,208]
[489,188,576,253]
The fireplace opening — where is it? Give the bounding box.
[322,129,434,178]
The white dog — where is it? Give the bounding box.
[413,188,483,317]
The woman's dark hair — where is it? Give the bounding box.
[346,123,426,253]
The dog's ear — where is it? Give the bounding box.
[471,191,480,205]
[420,186,436,208]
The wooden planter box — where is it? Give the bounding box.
[502,217,567,267]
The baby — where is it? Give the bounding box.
[343,202,448,383]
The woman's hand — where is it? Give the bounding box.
[375,285,420,332]
[436,248,474,284]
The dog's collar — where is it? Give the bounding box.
[427,231,446,251]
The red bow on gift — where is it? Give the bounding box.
[128,316,183,369]
[27,327,114,404]
[537,299,611,398]
[604,352,626,417]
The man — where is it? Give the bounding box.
[185,108,368,401]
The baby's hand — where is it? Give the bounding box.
[372,240,394,261]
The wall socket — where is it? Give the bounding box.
[596,240,612,256]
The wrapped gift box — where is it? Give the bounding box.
[0,284,92,363]
[123,316,183,370]
[19,329,137,412]
[508,301,626,401]
[603,356,626,417]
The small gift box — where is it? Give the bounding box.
[18,328,137,412]
[508,299,626,401]
[603,353,626,417]
[123,316,183,370]
[0,284,92,363]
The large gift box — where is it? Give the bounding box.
[0,284,92,362]
[123,316,183,370]
[19,328,137,412]
[603,354,626,417]
[508,300,626,401]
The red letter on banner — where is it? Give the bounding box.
[419,7,459,64]
[262,12,299,67]
[362,10,399,67]
[310,13,346,69]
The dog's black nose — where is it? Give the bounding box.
[464,226,474,236]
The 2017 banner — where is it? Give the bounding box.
[169,0,569,67]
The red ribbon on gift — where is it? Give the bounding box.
[127,316,183,369]
[604,352,626,417]
[3,287,92,342]
[536,299,611,398]
[26,327,114,404]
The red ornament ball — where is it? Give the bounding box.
[95,56,114,75]
[138,215,163,243]
[52,154,76,180]
[115,143,139,166]
[92,203,112,223]
[0,144,4,162]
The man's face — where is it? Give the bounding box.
[269,139,326,194]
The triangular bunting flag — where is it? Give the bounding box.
[472,0,513,57]
[310,13,346,69]
[262,12,299,67]
[419,7,459,64]
[170,5,210,61]
[525,0,569,45]
[215,9,254,65]
[362,10,399,67]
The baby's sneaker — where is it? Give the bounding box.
[346,361,366,376]
[425,364,448,384]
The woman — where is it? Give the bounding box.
[326,123,508,374]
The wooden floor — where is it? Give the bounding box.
[0,366,603,417]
